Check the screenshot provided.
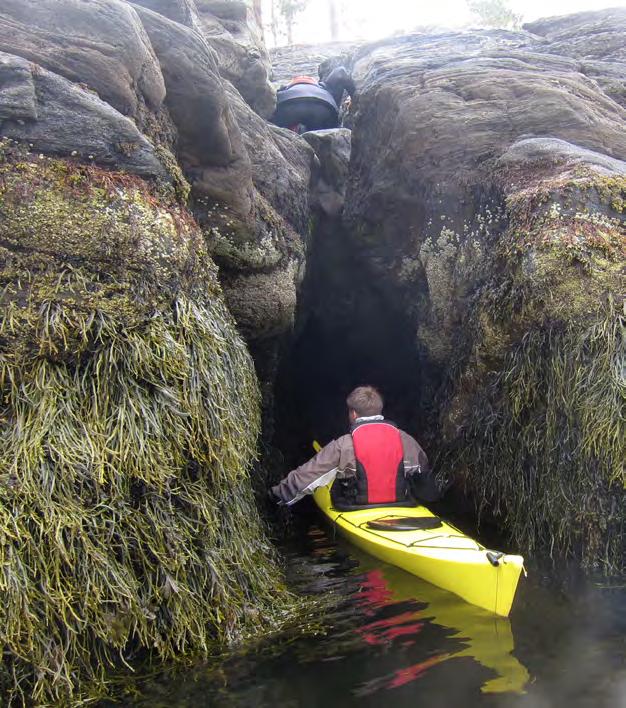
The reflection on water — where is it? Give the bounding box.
[350,561,530,695]
[128,522,626,708]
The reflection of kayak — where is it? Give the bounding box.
[313,484,525,616]
[352,554,530,694]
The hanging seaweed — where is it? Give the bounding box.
[443,305,624,571]
[0,142,296,704]
[436,170,625,573]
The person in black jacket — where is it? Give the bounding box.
[272,66,356,133]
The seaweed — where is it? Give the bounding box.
[0,142,297,704]
[429,168,625,573]
[439,300,624,572]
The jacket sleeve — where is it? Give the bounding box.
[400,431,430,475]
[271,439,342,506]
[322,66,356,103]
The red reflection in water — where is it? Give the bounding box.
[356,570,424,645]
[354,568,394,610]
[356,653,450,697]
[387,654,450,689]
[352,569,448,696]
[360,611,424,647]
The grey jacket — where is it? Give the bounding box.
[271,416,430,506]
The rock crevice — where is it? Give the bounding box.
[272,9,625,573]
[0,3,624,703]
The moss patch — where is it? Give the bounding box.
[197,190,306,274]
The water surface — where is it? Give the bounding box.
[131,520,626,708]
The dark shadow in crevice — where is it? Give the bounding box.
[273,217,430,471]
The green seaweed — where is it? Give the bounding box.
[430,168,625,572]
[0,142,297,704]
[443,304,624,571]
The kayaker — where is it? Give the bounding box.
[271,386,444,508]
[271,66,355,134]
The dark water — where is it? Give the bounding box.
[129,520,626,708]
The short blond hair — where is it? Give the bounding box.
[346,386,383,417]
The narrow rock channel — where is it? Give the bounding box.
[269,15,625,576]
[0,2,623,704]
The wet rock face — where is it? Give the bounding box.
[525,9,626,108]
[345,8,625,382]
[194,0,276,118]
[525,8,626,62]
[338,10,625,569]
[132,4,243,168]
[0,52,169,179]
[0,0,166,120]
[202,83,313,345]
[131,0,203,28]
[303,128,352,217]
[0,0,314,362]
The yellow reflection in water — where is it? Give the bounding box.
[351,549,530,694]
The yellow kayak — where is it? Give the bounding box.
[313,484,525,616]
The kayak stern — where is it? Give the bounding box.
[313,485,524,616]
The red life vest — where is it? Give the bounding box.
[351,420,409,505]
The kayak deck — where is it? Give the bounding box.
[313,485,524,616]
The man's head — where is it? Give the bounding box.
[346,386,384,422]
